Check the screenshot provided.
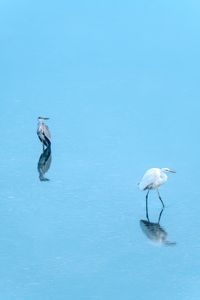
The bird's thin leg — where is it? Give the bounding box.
[157,189,165,208]
[158,208,164,224]
[146,190,150,221]
[43,143,45,152]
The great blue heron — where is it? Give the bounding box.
[37,117,51,151]
[138,167,176,208]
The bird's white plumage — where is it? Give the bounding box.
[139,168,168,191]
[139,167,175,208]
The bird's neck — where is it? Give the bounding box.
[161,172,168,181]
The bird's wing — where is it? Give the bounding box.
[43,124,51,141]
[139,168,160,190]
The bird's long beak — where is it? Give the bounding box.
[169,169,176,173]
[38,116,50,120]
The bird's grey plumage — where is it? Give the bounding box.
[140,207,176,246]
[37,144,52,181]
[37,117,51,150]
[140,220,176,246]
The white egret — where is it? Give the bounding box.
[37,117,51,151]
[138,167,176,208]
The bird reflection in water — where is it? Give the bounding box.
[140,205,176,246]
[37,145,52,181]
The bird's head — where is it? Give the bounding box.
[38,116,50,121]
[161,168,176,174]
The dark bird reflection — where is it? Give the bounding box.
[37,145,52,181]
[140,205,176,246]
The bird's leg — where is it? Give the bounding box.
[146,190,150,221]
[43,143,45,152]
[157,189,165,208]
[158,208,164,224]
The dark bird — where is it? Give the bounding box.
[37,117,51,151]
[37,145,52,181]
[140,205,176,246]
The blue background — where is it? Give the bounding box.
[0,1,200,299]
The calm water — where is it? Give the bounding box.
[1,1,200,299]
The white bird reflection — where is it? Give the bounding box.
[140,206,176,246]
[37,145,52,181]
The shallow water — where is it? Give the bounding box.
[1,1,200,299]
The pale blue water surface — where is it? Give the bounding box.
[1,1,200,299]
